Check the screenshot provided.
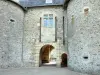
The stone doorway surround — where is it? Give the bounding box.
[34,40,62,67]
[39,44,54,66]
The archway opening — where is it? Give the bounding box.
[61,53,67,67]
[39,44,56,67]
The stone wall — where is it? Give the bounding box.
[65,0,100,74]
[0,0,24,68]
[23,6,65,67]
[63,10,68,53]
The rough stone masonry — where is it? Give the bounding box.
[65,0,100,75]
[1,0,100,75]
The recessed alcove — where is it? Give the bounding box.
[83,56,88,59]
[10,19,15,22]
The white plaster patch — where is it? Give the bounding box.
[82,6,90,13]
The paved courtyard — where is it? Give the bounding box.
[0,66,89,75]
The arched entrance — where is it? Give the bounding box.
[39,44,56,66]
[61,53,67,67]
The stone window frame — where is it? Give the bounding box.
[43,14,55,28]
[39,13,57,42]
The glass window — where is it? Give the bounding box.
[49,18,53,27]
[43,14,54,28]
[49,14,53,19]
[44,14,48,19]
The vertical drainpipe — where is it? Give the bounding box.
[21,9,26,65]
[40,17,41,42]
[63,16,65,45]
[55,17,57,42]
[63,9,69,54]
[21,7,28,66]
[66,11,69,54]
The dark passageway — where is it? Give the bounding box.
[61,53,67,67]
[39,44,56,67]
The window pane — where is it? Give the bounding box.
[49,18,53,27]
[43,14,54,27]
[44,18,48,27]
[49,14,53,19]
[44,14,48,19]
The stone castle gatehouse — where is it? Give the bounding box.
[1,0,100,75]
